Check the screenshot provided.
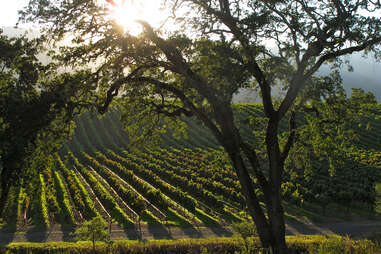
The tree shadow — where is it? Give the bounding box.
[61,224,76,242]
[0,187,20,244]
[0,225,16,245]
[207,226,233,237]
[146,223,173,239]
[25,226,48,242]
[194,209,220,227]
[114,223,140,240]
[166,208,193,228]
[172,225,202,238]
[193,209,232,236]
[219,209,244,224]
[286,221,329,235]
[314,221,381,237]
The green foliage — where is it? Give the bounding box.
[52,104,381,227]
[232,222,258,239]
[232,222,258,254]
[308,236,377,254]
[28,174,50,228]
[1,235,380,254]
[0,29,95,216]
[42,167,61,222]
[55,155,98,220]
[39,104,379,231]
[293,79,379,173]
[102,150,190,212]
[16,188,28,225]
[70,153,133,228]
[1,186,20,226]
[53,170,76,224]
[74,216,109,251]
[283,82,381,211]
[83,153,146,216]
[38,174,50,228]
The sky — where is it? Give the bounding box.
[0,0,170,32]
[0,1,29,27]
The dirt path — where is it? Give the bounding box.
[1,220,381,244]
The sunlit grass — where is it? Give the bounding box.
[2,235,381,253]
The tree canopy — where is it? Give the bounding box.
[0,29,95,216]
[74,216,109,252]
[18,0,381,253]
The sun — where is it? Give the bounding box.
[106,0,167,36]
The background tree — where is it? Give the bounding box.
[20,0,381,253]
[0,29,95,217]
[74,216,110,253]
[232,221,257,253]
[284,77,380,213]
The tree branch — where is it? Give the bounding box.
[130,76,225,144]
[190,0,275,117]
[305,37,381,78]
[280,111,296,164]
[240,141,270,204]
[278,36,381,119]
[139,20,221,104]
[150,101,194,117]
[97,64,156,114]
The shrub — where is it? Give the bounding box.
[232,222,257,253]
[74,216,109,253]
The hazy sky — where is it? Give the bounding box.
[0,1,29,27]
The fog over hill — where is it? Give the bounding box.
[330,54,381,101]
[2,26,380,102]
[234,54,381,103]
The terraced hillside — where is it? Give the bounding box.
[2,104,381,230]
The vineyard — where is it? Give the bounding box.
[1,104,381,230]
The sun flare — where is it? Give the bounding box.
[106,0,168,36]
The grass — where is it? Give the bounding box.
[1,235,381,254]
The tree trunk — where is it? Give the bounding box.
[228,149,288,253]
[206,105,288,253]
[226,147,274,248]
[268,191,288,254]
[93,233,96,254]
[266,117,288,254]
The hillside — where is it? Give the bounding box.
[1,104,381,231]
